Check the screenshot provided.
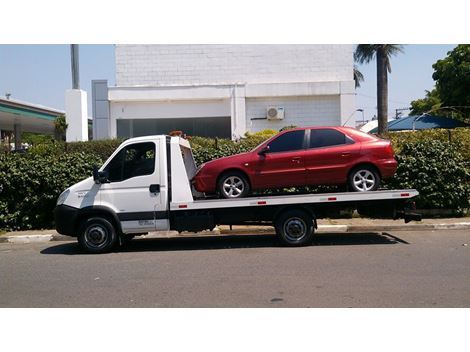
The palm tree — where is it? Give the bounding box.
[353,65,364,88]
[354,45,404,135]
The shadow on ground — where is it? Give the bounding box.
[40,232,408,255]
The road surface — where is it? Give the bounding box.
[0,229,469,307]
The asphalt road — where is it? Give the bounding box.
[0,229,469,307]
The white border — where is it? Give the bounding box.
[1,309,468,352]
[1,0,468,43]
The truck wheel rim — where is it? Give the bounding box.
[222,176,245,198]
[284,217,307,242]
[85,225,108,249]
[352,169,375,191]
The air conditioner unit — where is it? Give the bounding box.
[266,106,284,120]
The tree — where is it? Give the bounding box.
[410,89,442,116]
[354,44,404,135]
[432,44,470,118]
[54,115,68,141]
[409,45,470,122]
[353,65,364,88]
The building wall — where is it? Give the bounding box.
[246,96,341,132]
[115,44,353,86]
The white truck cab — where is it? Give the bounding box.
[54,135,421,253]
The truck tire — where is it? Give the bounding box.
[275,209,315,246]
[217,171,250,199]
[78,217,118,253]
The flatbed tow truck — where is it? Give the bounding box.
[54,135,421,253]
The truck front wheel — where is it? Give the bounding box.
[78,217,118,253]
[275,209,315,246]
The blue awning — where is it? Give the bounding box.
[369,115,470,133]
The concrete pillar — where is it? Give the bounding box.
[92,80,111,140]
[339,80,356,127]
[65,89,88,142]
[231,84,247,139]
[14,122,22,150]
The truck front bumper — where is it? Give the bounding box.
[54,204,79,237]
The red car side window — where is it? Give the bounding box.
[267,130,305,153]
[309,129,349,149]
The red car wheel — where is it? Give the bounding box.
[348,166,380,192]
[217,172,250,199]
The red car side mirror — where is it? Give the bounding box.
[258,145,270,156]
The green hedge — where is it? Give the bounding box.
[1,128,469,230]
[0,152,103,230]
[385,127,470,160]
[384,140,470,212]
[28,139,123,160]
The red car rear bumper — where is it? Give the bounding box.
[377,159,398,179]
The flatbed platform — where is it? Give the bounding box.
[170,189,419,211]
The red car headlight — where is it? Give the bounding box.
[194,163,206,177]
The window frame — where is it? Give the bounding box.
[103,141,157,183]
[306,128,354,150]
[265,129,307,154]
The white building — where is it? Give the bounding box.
[93,45,356,140]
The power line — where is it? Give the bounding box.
[356,93,410,105]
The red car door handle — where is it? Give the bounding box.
[291,157,302,163]
[341,152,351,157]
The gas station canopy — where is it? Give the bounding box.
[0,97,64,135]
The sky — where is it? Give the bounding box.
[355,44,456,121]
[0,44,115,116]
[0,44,457,120]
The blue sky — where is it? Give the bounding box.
[355,44,456,121]
[0,45,115,116]
[0,44,457,120]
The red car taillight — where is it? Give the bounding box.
[385,141,395,157]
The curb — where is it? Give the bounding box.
[1,223,469,244]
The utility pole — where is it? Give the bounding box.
[65,44,88,141]
[395,107,409,119]
[71,44,80,89]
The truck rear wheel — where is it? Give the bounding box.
[78,217,118,253]
[275,209,314,246]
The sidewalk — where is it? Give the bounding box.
[1,217,469,244]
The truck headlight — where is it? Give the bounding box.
[56,189,70,206]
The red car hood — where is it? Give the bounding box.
[203,151,253,168]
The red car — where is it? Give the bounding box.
[192,126,397,198]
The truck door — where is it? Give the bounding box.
[99,141,168,233]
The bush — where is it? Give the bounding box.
[28,139,123,160]
[384,139,470,212]
[385,127,470,160]
[0,152,103,230]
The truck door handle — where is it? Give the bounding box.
[149,184,160,194]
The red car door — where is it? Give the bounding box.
[304,128,360,185]
[252,129,307,189]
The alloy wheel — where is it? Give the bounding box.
[352,169,376,191]
[222,176,245,198]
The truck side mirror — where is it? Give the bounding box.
[258,145,270,156]
[92,166,99,183]
[92,165,109,184]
